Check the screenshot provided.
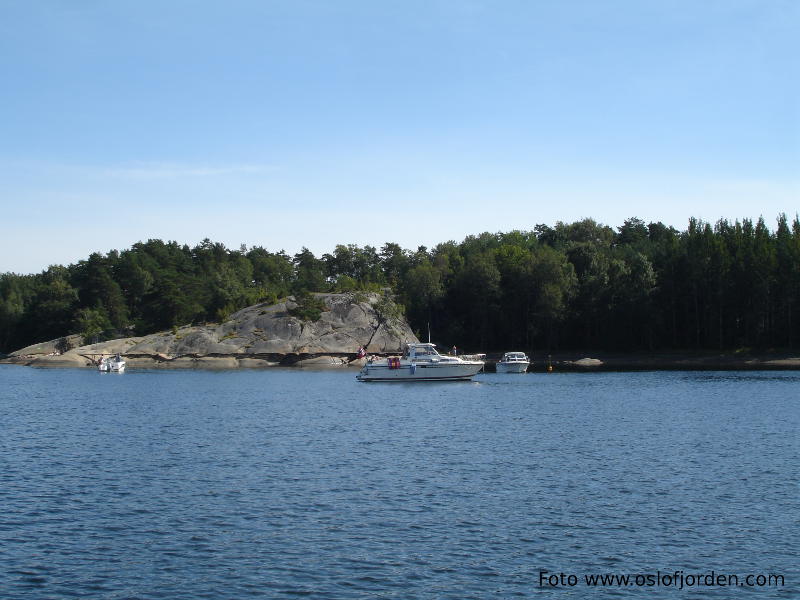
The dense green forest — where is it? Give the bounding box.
[2,215,799,355]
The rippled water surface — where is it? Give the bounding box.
[1,365,798,598]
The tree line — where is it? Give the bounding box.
[1,215,799,355]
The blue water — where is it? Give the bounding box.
[0,365,797,599]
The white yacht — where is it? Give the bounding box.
[495,351,530,373]
[98,353,126,372]
[357,343,484,382]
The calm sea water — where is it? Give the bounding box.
[0,365,797,599]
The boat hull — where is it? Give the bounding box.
[99,358,125,372]
[357,362,483,382]
[495,361,529,373]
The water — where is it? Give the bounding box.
[1,365,797,599]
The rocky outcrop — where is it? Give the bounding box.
[3,292,418,369]
[571,357,603,368]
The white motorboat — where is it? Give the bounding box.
[357,343,484,382]
[109,354,126,372]
[495,351,530,373]
[98,353,126,372]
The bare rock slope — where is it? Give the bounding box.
[5,293,418,369]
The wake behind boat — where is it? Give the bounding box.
[357,343,484,382]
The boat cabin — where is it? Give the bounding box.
[403,343,444,362]
[501,352,529,362]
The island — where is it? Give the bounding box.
[1,292,419,369]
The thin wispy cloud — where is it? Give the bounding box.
[0,159,280,180]
[99,162,280,179]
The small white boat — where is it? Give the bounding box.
[98,353,126,372]
[496,351,530,373]
[357,343,484,382]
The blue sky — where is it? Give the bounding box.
[1,0,797,274]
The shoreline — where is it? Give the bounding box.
[516,351,800,372]
[2,350,799,372]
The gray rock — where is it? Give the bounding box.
[27,353,91,368]
[573,357,603,367]
[237,358,281,368]
[8,334,84,358]
[3,292,418,369]
[294,355,352,368]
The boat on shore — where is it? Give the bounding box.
[98,353,126,372]
[496,351,530,373]
[357,343,484,382]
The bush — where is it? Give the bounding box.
[288,292,328,322]
[374,292,405,324]
[332,275,359,293]
[215,304,234,323]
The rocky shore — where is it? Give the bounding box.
[486,352,800,372]
[3,292,798,372]
[1,292,418,369]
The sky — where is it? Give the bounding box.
[1,0,797,274]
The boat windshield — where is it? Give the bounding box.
[408,344,439,358]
